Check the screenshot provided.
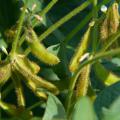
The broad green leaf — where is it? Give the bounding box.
[71,96,97,120]
[43,93,66,120]
[102,97,120,120]
[40,68,60,81]
[94,82,120,119]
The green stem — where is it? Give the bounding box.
[20,0,58,49]
[63,0,111,44]
[10,7,26,57]
[38,1,91,41]
[26,101,44,111]
[92,0,98,53]
[66,48,120,115]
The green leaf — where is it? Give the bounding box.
[71,96,97,120]
[47,44,60,56]
[102,97,120,120]
[43,93,67,120]
[94,82,120,119]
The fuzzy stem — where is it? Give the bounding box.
[61,0,111,44]
[92,0,98,53]
[10,6,26,57]
[38,1,91,41]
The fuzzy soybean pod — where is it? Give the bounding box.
[26,28,60,65]
[69,21,94,72]
[101,2,120,41]
[13,70,47,99]
[16,54,40,74]
[94,62,120,86]
[0,63,11,86]
[13,57,59,95]
[11,70,25,107]
[75,64,91,98]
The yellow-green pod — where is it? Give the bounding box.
[12,70,25,107]
[14,59,59,95]
[75,64,91,98]
[25,78,47,99]
[69,21,94,72]
[94,62,120,86]
[100,2,119,41]
[100,18,109,41]
[16,54,40,74]
[0,100,18,116]
[0,63,11,86]
[109,2,119,35]
[26,28,60,65]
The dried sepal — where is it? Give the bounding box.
[75,64,91,98]
[0,63,11,86]
[69,21,94,72]
[26,28,60,65]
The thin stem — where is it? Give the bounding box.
[66,48,120,115]
[19,0,58,48]
[38,1,91,41]
[10,6,26,57]
[63,0,111,44]
[92,0,98,53]
[26,101,44,111]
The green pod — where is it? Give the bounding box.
[11,70,25,107]
[16,54,40,74]
[13,58,59,95]
[26,28,60,65]
[0,100,18,116]
[94,62,120,85]
[69,21,94,72]
[75,64,91,98]
[24,78,47,99]
[13,70,47,99]
[0,63,11,86]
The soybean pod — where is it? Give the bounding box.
[69,21,94,72]
[26,28,60,65]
